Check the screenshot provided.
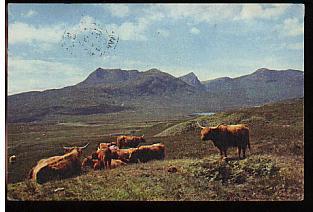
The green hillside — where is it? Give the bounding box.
[7,98,303,201]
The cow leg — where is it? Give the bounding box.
[108,159,111,169]
[237,147,241,159]
[104,160,108,169]
[242,147,246,158]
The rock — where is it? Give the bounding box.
[168,166,177,173]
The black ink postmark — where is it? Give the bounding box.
[60,18,119,57]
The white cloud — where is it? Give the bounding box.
[106,4,130,18]
[237,4,290,20]
[111,4,241,39]
[8,57,85,95]
[155,4,291,23]
[62,13,150,42]
[8,22,64,44]
[282,18,304,36]
[119,20,148,41]
[190,27,200,34]
[22,9,38,18]
[106,17,150,41]
[151,4,242,24]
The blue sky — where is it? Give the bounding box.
[8,3,304,95]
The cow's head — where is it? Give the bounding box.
[128,149,141,163]
[197,122,222,141]
[99,142,112,150]
[63,143,89,156]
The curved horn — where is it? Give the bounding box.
[80,143,89,150]
[63,145,73,150]
[196,121,205,129]
[216,123,224,128]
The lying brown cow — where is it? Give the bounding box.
[94,159,126,170]
[129,143,165,163]
[197,122,250,159]
[29,143,89,184]
[110,159,127,168]
[110,148,137,163]
[116,135,145,149]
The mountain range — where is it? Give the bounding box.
[7,67,304,123]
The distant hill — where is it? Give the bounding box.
[76,68,197,96]
[7,67,304,123]
[179,72,206,91]
[77,68,141,87]
[7,68,200,123]
[202,68,303,104]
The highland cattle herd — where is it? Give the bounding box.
[11,124,250,184]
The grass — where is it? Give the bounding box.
[6,98,303,200]
[7,155,303,201]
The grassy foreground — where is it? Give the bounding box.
[7,98,304,201]
[7,154,303,201]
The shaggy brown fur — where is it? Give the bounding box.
[97,148,112,169]
[116,135,145,149]
[98,143,111,149]
[110,148,137,163]
[93,160,104,170]
[129,143,165,163]
[199,124,250,159]
[29,148,83,184]
[93,159,126,170]
[110,159,127,168]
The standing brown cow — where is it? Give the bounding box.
[96,147,112,169]
[28,143,89,184]
[116,135,145,149]
[197,122,250,159]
